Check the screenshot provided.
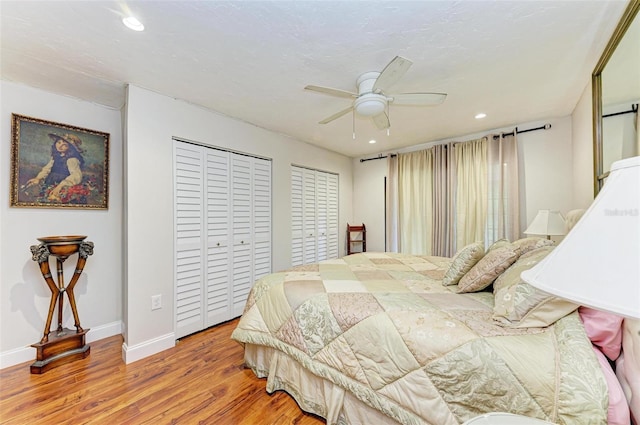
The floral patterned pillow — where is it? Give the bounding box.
[442,241,485,286]
[493,246,578,328]
[456,245,519,293]
[487,238,510,252]
[512,237,554,256]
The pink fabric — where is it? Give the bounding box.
[617,319,640,425]
[579,306,624,361]
[592,346,631,425]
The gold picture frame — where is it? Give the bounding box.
[10,114,110,209]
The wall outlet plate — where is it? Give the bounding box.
[151,294,162,310]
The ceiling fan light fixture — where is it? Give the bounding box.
[354,94,387,116]
[306,56,447,130]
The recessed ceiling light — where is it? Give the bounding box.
[369,139,376,144]
[475,113,487,119]
[123,16,144,32]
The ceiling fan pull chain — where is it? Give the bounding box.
[352,110,356,140]
[387,104,391,136]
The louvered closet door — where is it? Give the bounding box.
[204,149,231,327]
[231,155,253,316]
[175,141,272,336]
[252,159,271,281]
[291,167,304,267]
[327,172,339,260]
[303,168,317,264]
[291,166,339,266]
[174,142,206,338]
[316,171,329,261]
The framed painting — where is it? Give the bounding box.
[10,114,110,209]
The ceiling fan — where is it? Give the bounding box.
[304,56,447,131]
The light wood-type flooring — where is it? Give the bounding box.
[0,318,325,424]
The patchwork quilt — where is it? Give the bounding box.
[231,253,607,424]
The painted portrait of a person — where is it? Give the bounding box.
[11,114,109,209]
[25,133,86,202]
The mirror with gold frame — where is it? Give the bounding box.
[592,0,640,195]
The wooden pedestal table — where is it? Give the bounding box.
[29,235,94,374]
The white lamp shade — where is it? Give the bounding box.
[524,210,566,236]
[521,156,640,319]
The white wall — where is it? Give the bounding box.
[571,82,595,209]
[122,85,353,362]
[602,100,640,172]
[518,116,574,225]
[0,81,354,368]
[0,81,123,367]
[352,116,577,253]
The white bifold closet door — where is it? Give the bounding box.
[291,165,339,267]
[174,141,271,339]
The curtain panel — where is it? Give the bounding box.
[454,138,488,251]
[432,143,456,257]
[486,133,520,245]
[385,155,399,252]
[386,128,520,257]
[398,149,434,255]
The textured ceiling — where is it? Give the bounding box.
[0,1,628,157]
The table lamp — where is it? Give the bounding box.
[523,210,567,240]
[521,156,639,318]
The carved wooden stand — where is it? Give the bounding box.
[29,236,94,374]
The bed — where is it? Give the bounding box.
[231,239,629,424]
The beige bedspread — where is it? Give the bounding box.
[231,252,607,424]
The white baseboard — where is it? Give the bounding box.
[87,321,123,344]
[0,346,33,370]
[122,332,175,364]
[0,321,123,370]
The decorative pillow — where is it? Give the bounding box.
[493,246,579,328]
[579,306,623,361]
[486,238,510,252]
[456,245,519,293]
[511,237,555,256]
[442,241,485,286]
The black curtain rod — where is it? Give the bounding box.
[492,123,551,140]
[360,122,552,162]
[603,103,638,119]
[360,153,397,163]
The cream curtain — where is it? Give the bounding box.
[390,133,519,256]
[432,143,456,257]
[486,132,520,245]
[398,149,433,255]
[454,138,487,251]
[385,155,399,252]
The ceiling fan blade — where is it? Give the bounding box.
[372,56,413,93]
[372,112,390,130]
[391,92,447,106]
[305,85,357,99]
[319,106,354,124]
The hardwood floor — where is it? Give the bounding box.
[0,319,325,424]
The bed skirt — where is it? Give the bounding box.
[244,343,401,425]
